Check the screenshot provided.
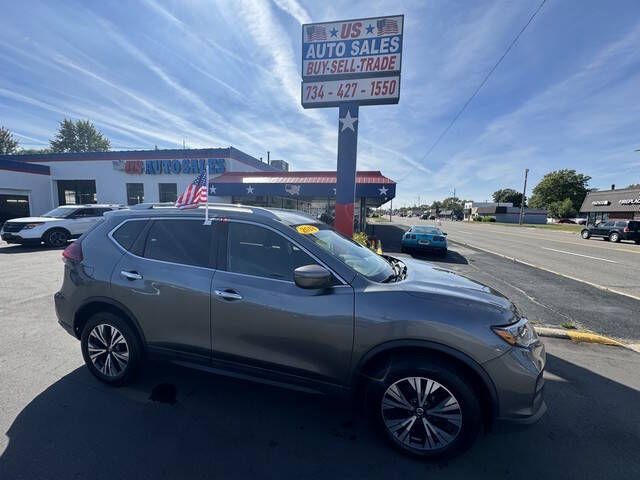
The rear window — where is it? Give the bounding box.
[142,219,215,268]
[112,220,148,251]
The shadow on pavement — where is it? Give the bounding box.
[1,350,638,479]
[0,244,63,254]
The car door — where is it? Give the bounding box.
[110,217,220,362]
[211,220,354,386]
[593,221,612,236]
[67,208,104,235]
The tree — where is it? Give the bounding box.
[529,169,591,213]
[627,183,640,189]
[49,118,110,152]
[492,188,524,207]
[0,126,19,154]
[441,197,464,216]
[547,198,577,219]
[16,148,51,155]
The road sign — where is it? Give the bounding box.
[302,76,400,108]
[300,15,403,236]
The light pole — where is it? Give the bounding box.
[519,168,529,226]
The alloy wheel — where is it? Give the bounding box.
[87,324,130,377]
[381,376,462,452]
[49,231,68,247]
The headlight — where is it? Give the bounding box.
[23,223,44,229]
[492,317,539,348]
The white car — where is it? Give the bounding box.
[1,205,122,247]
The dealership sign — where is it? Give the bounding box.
[591,200,610,206]
[619,198,640,205]
[301,15,403,108]
[112,158,226,175]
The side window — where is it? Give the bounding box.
[615,221,627,228]
[72,208,95,217]
[112,220,148,251]
[143,219,216,268]
[227,222,316,281]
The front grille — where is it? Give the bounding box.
[2,223,24,233]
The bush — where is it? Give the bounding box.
[352,232,369,247]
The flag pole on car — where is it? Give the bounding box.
[174,164,210,225]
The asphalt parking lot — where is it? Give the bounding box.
[1,242,639,479]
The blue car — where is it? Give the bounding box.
[401,225,448,256]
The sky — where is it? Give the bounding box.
[1,0,639,206]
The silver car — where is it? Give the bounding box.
[54,204,545,458]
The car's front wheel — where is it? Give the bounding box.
[80,312,142,386]
[43,228,70,247]
[369,360,482,458]
[581,229,591,239]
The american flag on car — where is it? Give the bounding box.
[305,25,327,41]
[175,170,208,209]
[377,18,399,35]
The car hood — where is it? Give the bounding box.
[5,217,60,223]
[396,256,514,311]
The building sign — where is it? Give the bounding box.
[112,158,226,175]
[301,15,403,109]
[302,76,400,107]
[619,198,640,205]
[591,200,611,206]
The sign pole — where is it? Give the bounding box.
[335,102,359,237]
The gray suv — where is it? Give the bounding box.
[55,204,545,458]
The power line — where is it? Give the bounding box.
[398,0,548,181]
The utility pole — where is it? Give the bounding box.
[519,168,529,226]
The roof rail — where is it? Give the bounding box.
[126,202,276,216]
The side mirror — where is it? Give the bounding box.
[294,264,332,289]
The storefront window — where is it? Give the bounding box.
[126,183,144,205]
[56,180,97,206]
[159,183,177,203]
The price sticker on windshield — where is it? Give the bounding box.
[296,225,320,235]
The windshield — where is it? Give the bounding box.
[297,225,394,282]
[412,226,441,234]
[42,207,75,218]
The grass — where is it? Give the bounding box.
[561,321,578,330]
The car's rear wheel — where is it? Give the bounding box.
[581,229,590,239]
[80,312,142,386]
[609,232,621,243]
[43,228,70,247]
[368,360,482,458]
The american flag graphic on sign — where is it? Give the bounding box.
[306,25,327,41]
[175,170,208,209]
[377,18,399,35]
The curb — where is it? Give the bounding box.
[535,326,639,352]
[449,239,640,302]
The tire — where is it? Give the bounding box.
[80,312,142,386]
[635,239,640,245]
[581,229,590,239]
[609,232,621,243]
[367,358,482,459]
[43,228,70,248]
[440,249,448,257]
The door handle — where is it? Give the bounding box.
[121,270,143,281]
[214,289,243,301]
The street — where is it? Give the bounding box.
[391,217,640,299]
[1,243,639,479]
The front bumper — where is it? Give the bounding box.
[483,340,546,423]
[1,232,40,244]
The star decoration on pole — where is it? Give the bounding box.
[246,185,254,194]
[339,110,358,132]
[210,185,217,194]
[378,186,389,196]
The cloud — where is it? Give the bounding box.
[271,0,312,24]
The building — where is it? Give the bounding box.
[269,159,289,172]
[464,202,547,224]
[0,148,396,230]
[579,186,640,224]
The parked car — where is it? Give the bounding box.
[0,205,123,247]
[581,220,640,243]
[401,225,448,256]
[55,204,545,458]
[556,218,576,224]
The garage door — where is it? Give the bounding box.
[0,194,30,227]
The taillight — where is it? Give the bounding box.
[62,240,83,262]
[624,227,630,233]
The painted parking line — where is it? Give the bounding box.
[540,247,618,264]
